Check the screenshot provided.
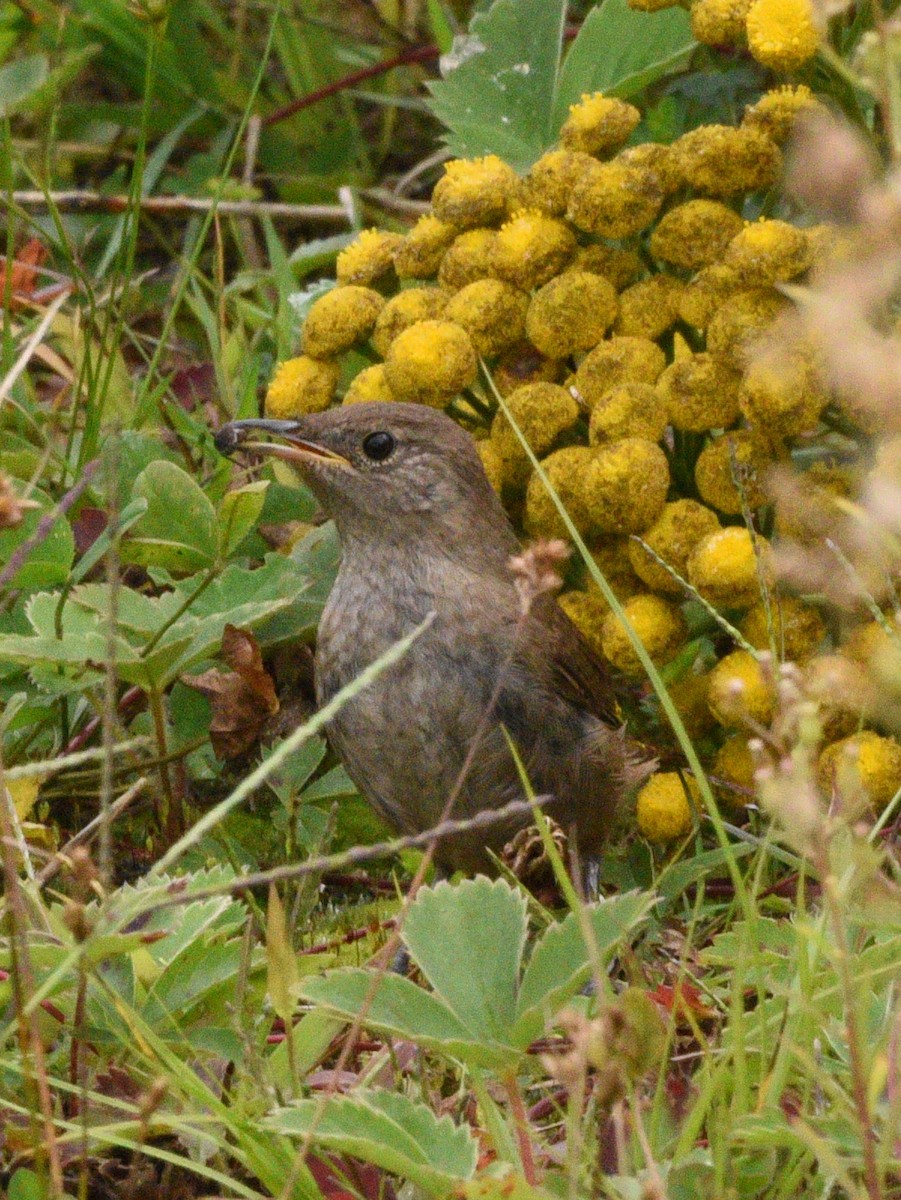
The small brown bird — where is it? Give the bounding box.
[216,403,644,875]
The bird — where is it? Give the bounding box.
[215,402,646,876]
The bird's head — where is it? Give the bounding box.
[215,402,515,558]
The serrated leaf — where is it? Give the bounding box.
[403,878,528,1043]
[121,460,217,574]
[427,0,566,171]
[218,480,269,558]
[513,891,654,1044]
[553,0,695,123]
[267,1088,479,1194]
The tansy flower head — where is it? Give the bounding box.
[445,278,529,357]
[587,437,670,534]
[431,155,520,229]
[336,227,404,287]
[636,772,699,842]
[658,352,742,432]
[687,525,774,608]
[383,319,477,406]
[742,85,821,143]
[525,271,618,358]
[691,0,753,46]
[343,364,394,406]
[712,735,755,809]
[371,287,448,358]
[437,228,498,291]
[588,382,668,444]
[524,445,599,539]
[492,340,564,397]
[559,590,615,655]
[694,429,771,514]
[740,595,826,661]
[521,149,596,216]
[738,350,828,442]
[628,498,721,595]
[265,355,340,418]
[723,219,812,288]
[818,731,901,813]
[570,243,643,291]
[491,210,577,290]
[567,159,664,240]
[802,654,870,741]
[668,671,717,738]
[477,439,507,495]
[560,92,641,156]
[302,285,385,359]
[614,274,684,340]
[617,143,682,196]
[600,592,686,675]
[708,649,775,727]
[746,0,820,72]
[673,124,782,196]
[706,287,789,370]
[583,538,644,602]
[573,336,667,408]
[678,264,743,330]
[393,214,456,279]
[650,199,745,271]
[491,381,580,485]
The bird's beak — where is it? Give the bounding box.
[214,419,351,468]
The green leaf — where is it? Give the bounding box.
[460,1170,561,1200]
[0,54,48,112]
[554,0,695,123]
[513,891,654,1044]
[402,878,528,1043]
[218,481,269,558]
[267,1088,479,1195]
[426,0,567,171]
[0,484,75,590]
[266,885,299,1023]
[6,1167,47,1200]
[121,460,217,574]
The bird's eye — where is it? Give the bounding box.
[362,431,396,462]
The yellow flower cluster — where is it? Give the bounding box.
[682,0,823,74]
[257,77,899,844]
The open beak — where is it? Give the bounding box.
[214,419,351,468]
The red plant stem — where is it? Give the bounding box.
[262,44,439,128]
[300,917,397,957]
[62,685,145,756]
[504,1073,539,1186]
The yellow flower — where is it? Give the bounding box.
[587,437,670,534]
[687,525,773,608]
[521,149,596,216]
[614,275,685,340]
[588,382,668,444]
[600,593,686,675]
[802,654,870,741]
[650,200,745,271]
[371,287,448,358]
[567,159,664,239]
[712,735,755,809]
[559,589,614,656]
[618,143,682,196]
[560,92,641,155]
[524,446,599,539]
[628,499,721,595]
[445,278,529,357]
[336,228,404,287]
[383,319,477,406]
[818,731,901,813]
[492,341,564,397]
[525,271,618,358]
[668,671,718,738]
[431,155,520,229]
[658,353,742,433]
[573,336,666,408]
[678,264,743,330]
[739,595,826,661]
[691,0,753,45]
[723,219,812,288]
[773,460,858,541]
[742,85,821,143]
[343,364,395,406]
[264,355,339,417]
[738,350,828,441]
[708,649,775,727]
[491,381,580,485]
[477,439,507,495]
[582,538,644,604]
[491,210,577,290]
[636,772,699,842]
[806,223,858,275]
[437,228,498,291]
[694,430,771,514]
[673,125,782,196]
[302,285,385,359]
[570,243,642,291]
[746,0,820,72]
[706,287,789,370]
[393,214,457,279]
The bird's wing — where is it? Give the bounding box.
[529,596,620,727]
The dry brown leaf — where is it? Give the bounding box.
[182,624,279,759]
